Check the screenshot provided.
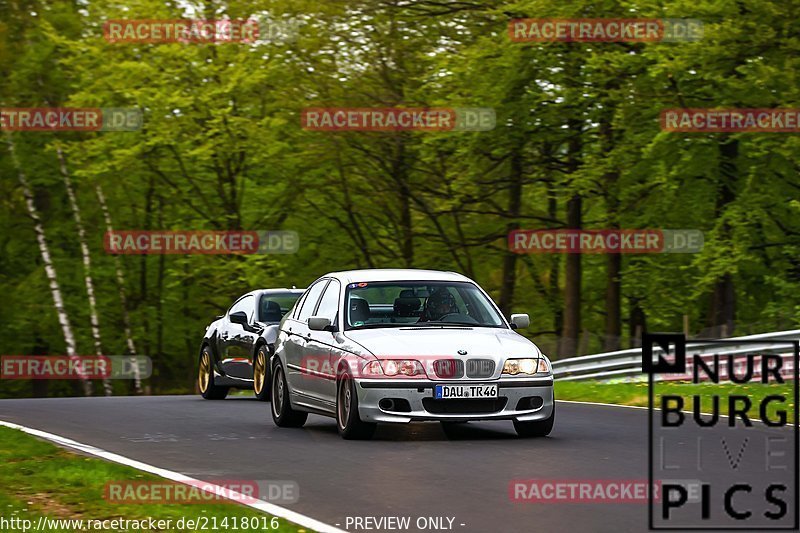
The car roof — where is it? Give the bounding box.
[239,288,306,299]
[260,288,306,293]
[324,269,472,285]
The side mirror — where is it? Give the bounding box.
[229,311,248,325]
[308,316,334,332]
[510,314,530,329]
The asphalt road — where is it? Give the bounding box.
[0,395,795,532]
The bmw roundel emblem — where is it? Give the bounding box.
[457,349,468,355]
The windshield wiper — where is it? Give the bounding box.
[348,323,408,330]
[414,321,479,327]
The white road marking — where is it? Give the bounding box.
[0,419,346,533]
[557,399,649,410]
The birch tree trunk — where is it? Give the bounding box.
[6,135,92,396]
[96,185,143,394]
[56,147,113,396]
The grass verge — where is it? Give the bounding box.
[0,426,304,532]
[556,380,796,421]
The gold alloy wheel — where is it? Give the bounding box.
[254,348,266,395]
[198,352,211,393]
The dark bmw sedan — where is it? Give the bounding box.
[198,288,305,400]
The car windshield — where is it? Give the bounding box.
[258,292,302,322]
[344,281,506,330]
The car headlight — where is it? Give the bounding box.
[502,357,550,375]
[362,359,426,377]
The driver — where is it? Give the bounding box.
[420,289,458,322]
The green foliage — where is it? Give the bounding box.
[0,0,798,396]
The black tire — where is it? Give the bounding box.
[198,347,229,400]
[336,373,376,440]
[253,344,270,401]
[513,403,555,437]
[270,360,308,427]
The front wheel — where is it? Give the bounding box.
[198,348,229,400]
[513,403,555,437]
[336,373,376,440]
[253,344,270,401]
[270,361,307,427]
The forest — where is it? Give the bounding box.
[1,0,799,396]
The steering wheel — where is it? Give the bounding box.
[435,313,479,324]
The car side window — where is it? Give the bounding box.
[291,292,308,319]
[314,280,340,323]
[229,295,255,322]
[297,280,329,322]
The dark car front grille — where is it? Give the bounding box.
[422,397,507,414]
[433,359,464,379]
[466,359,495,378]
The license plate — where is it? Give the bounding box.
[434,384,498,399]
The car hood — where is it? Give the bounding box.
[343,326,542,360]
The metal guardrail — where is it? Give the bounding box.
[552,329,800,381]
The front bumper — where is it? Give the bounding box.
[355,377,554,423]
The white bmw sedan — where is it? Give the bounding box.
[269,269,555,439]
